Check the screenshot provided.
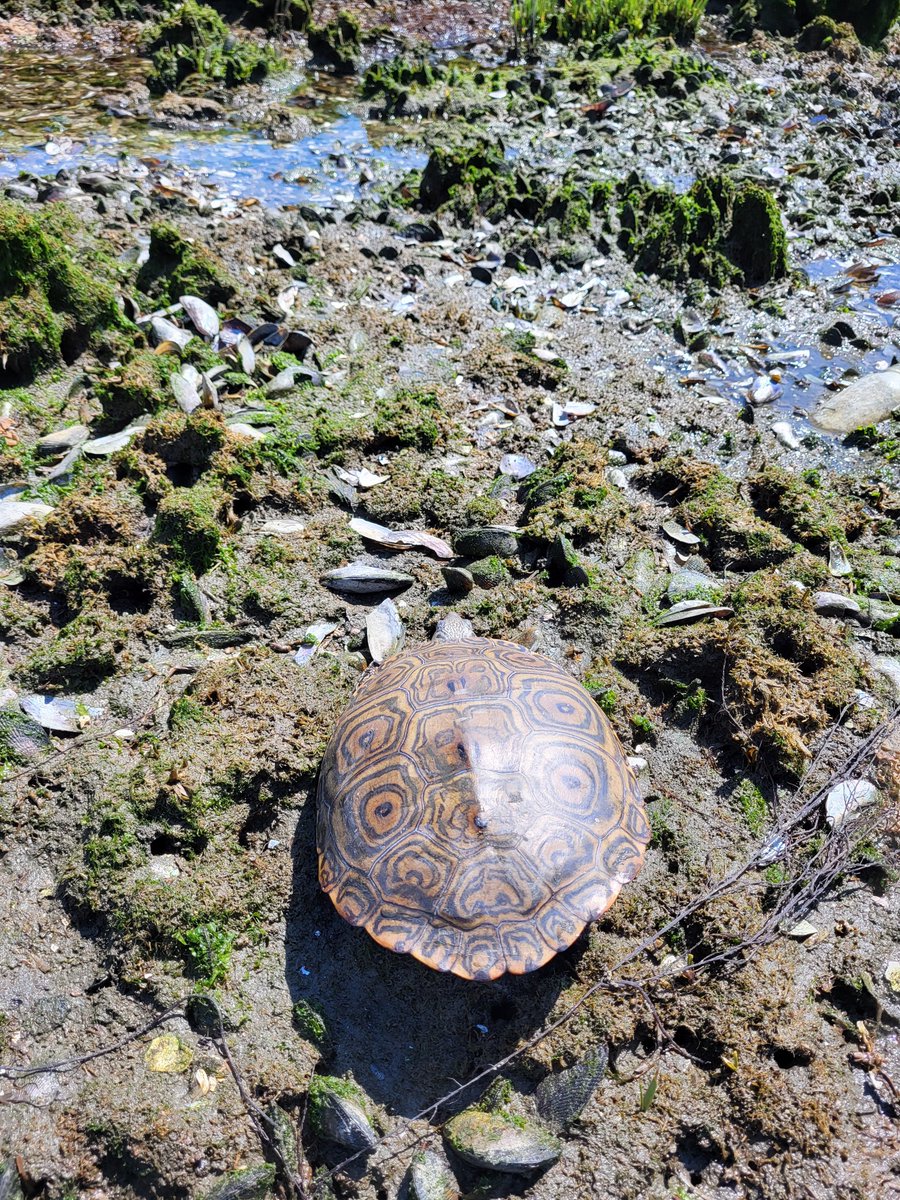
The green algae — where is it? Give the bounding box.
[137,221,236,305]
[144,0,284,95]
[521,440,625,547]
[511,0,707,50]
[0,201,121,379]
[619,175,788,286]
[651,455,794,569]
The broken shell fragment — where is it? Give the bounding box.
[825,778,879,828]
[661,519,700,548]
[535,1043,609,1131]
[20,694,103,733]
[349,517,452,559]
[656,600,733,626]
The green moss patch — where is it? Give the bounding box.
[618,175,788,286]
[0,201,121,379]
[731,0,898,45]
[521,440,626,547]
[18,610,126,692]
[308,10,361,74]
[153,479,227,574]
[136,222,236,306]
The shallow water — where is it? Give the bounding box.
[0,49,425,207]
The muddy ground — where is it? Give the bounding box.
[1,5,899,1200]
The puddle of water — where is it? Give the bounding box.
[0,49,425,208]
[664,257,900,427]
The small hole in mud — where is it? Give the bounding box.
[490,999,517,1021]
[771,1046,812,1070]
[149,832,181,856]
[166,461,200,488]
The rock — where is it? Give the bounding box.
[444,1109,561,1175]
[408,1149,457,1200]
[455,526,519,558]
[812,366,900,433]
[812,591,862,619]
[468,556,510,589]
[547,533,589,587]
[0,1160,25,1200]
[870,656,900,699]
[825,778,879,828]
[442,566,474,593]
[35,425,90,455]
[322,563,414,594]
[0,501,54,538]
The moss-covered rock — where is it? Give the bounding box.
[144,0,284,95]
[618,174,788,286]
[137,222,236,306]
[797,13,858,50]
[751,466,865,551]
[25,483,161,614]
[0,201,120,379]
[308,10,362,74]
[730,0,898,44]
[521,440,625,547]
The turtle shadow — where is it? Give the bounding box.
[284,793,577,1118]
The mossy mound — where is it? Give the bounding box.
[299,386,448,463]
[417,138,609,230]
[137,222,236,306]
[153,479,227,574]
[25,483,161,614]
[650,456,794,569]
[622,564,861,775]
[797,14,858,51]
[750,466,866,551]
[18,609,126,692]
[618,175,788,286]
[521,440,626,547]
[0,201,120,379]
[144,0,284,95]
[94,349,170,431]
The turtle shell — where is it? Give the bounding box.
[316,636,649,981]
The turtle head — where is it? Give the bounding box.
[433,613,475,643]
